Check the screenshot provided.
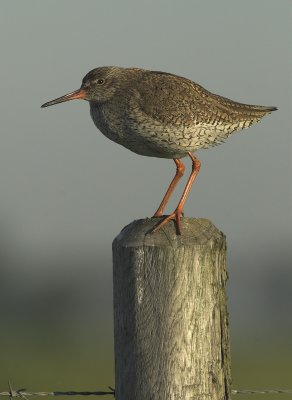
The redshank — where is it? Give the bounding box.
[41,67,277,234]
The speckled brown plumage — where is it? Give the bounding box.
[41,66,277,234]
[85,67,276,158]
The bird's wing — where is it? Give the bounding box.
[131,71,211,127]
[128,71,276,128]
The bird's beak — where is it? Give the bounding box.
[41,88,87,108]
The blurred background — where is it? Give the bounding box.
[0,1,291,398]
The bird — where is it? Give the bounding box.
[41,66,277,234]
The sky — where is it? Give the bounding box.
[0,0,291,390]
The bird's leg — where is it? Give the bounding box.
[152,153,201,235]
[153,158,185,217]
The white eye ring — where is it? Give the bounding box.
[97,79,105,85]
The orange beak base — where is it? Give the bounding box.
[41,89,86,108]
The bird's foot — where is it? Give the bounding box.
[153,210,184,217]
[151,209,183,235]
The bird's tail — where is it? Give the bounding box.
[211,90,278,118]
[244,104,278,115]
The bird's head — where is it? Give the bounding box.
[41,66,123,108]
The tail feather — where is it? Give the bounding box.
[211,90,278,117]
[247,105,278,114]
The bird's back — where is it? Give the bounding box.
[115,69,276,155]
[132,70,276,126]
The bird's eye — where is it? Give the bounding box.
[97,79,105,85]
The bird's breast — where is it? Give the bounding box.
[90,103,127,145]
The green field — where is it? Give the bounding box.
[1,326,291,399]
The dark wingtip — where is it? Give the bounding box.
[259,105,277,114]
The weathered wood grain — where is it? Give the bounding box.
[113,217,231,400]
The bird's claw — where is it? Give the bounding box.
[151,209,183,235]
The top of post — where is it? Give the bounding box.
[114,217,225,248]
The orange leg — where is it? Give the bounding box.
[152,152,201,235]
[153,158,185,217]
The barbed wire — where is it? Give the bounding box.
[232,389,292,395]
[0,383,115,399]
[1,382,292,398]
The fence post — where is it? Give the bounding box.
[112,217,231,400]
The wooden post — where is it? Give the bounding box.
[112,218,231,400]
